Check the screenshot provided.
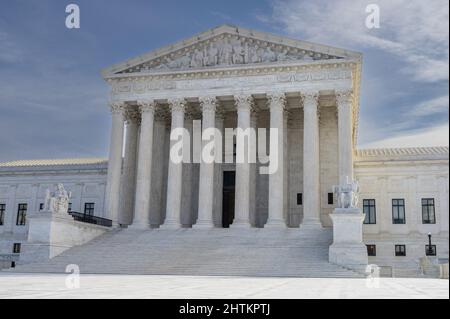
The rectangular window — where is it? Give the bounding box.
[366,244,376,257]
[0,203,5,226]
[395,245,406,256]
[297,193,302,206]
[84,203,95,216]
[425,245,437,256]
[68,202,72,213]
[16,203,27,226]
[13,243,21,254]
[422,198,436,224]
[327,193,334,205]
[39,203,44,211]
[363,199,376,224]
[392,199,406,224]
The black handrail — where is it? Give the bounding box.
[69,211,112,227]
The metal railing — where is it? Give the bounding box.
[69,211,112,227]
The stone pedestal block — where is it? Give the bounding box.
[19,211,108,265]
[329,208,368,269]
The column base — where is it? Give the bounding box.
[159,220,182,230]
[230,221,252,229]
[192,220,215,229]
[264,219,287,229]
[128,222,151,230]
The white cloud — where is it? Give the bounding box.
[410,95,449,117]
[359,123,449,148]
[264,0,449,82]
[0,30,23,63]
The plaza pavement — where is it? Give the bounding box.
[0,273,448,299]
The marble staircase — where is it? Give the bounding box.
[9,228,364,278]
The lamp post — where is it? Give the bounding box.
[427,232,433,256]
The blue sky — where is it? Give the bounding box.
[0,0,448,162]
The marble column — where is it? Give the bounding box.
[213,111,225,227]
[162,98,186,229]
[266,93,287,228]
[302,92,322,227]
[105,102,125,226]
[120,107,140,226]
[336,90,354,184]
[232,94,253,228]
[195,96,217,228]
[131,101,156,229]
[150,114,169,227]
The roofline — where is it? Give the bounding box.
[101,24,362,78]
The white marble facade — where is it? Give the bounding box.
[0,25,448,275]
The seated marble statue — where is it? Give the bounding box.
[43,183,72,214]
[333,176,360,209]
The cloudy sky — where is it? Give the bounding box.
[0,0,448,162]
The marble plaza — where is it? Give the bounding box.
[0,274,448,299]
[0,25,448,279]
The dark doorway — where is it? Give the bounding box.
[222,171,236,228]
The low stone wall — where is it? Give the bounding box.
[19,212,109,265]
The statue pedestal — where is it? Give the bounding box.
[329,208,368,270]
[19,210,108,265]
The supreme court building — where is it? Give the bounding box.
[0,25,448,277]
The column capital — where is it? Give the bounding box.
[168,98,186,113]
[335,90,353,106]
[234,94,254,112]
[199,96,218,113]
[267,92,286,111]
[137,100,156,114]
[108,101,126,114]
[301,91,319,105]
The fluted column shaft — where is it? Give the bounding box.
[119,109,140,226]
[266,93,287,228]
[132,101,156,229]
[302,92,321,227]
[232,95,253,228]
[162,99,186,228]
[336,91,354,184]
[105,102,125,226]
[195,97,217,228]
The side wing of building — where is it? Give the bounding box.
[355,147,449,277]
[0,159,107,267]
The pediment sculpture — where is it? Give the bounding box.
[43,183,72,214]
[119,35,342,74]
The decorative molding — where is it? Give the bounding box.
[109,63,355,95]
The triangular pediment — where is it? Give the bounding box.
[103,25,361,77]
